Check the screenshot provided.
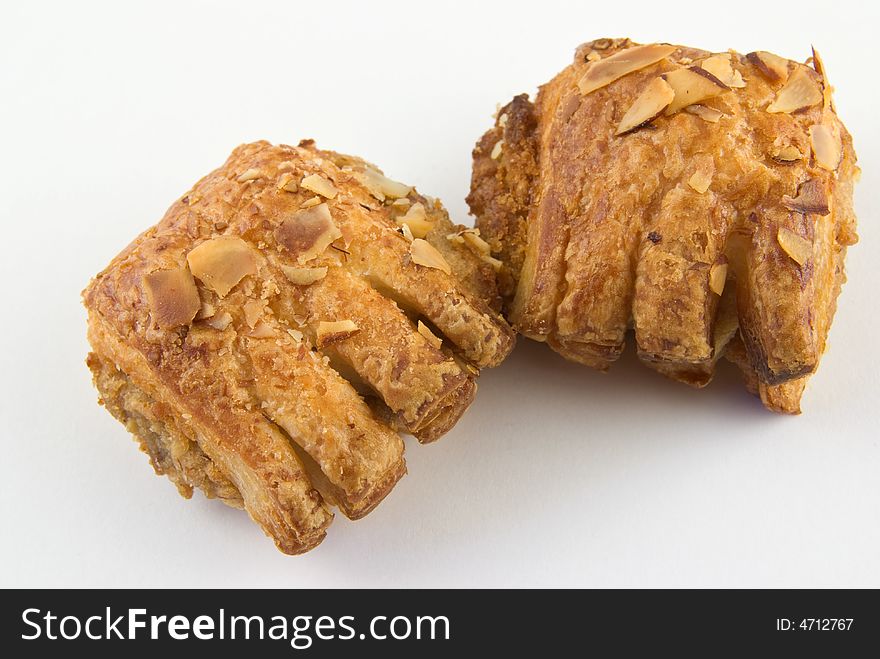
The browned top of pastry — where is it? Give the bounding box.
[85,140,514,553]
[470,38,858,413]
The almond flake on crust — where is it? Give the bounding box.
[782,179,830,215]
[746,51,789,83]
[809,124,842,171]
[186,236,257,298]
[300,173,338,199]
[663,67,729,116]
[767,66,822,114]
[396,202,434,238]
[280,265,328,286]
[315,320,360,347]
[615,76,675,135]
[142,267,201,328]
[699,54,746,88]
[578,43,677,95]
[275,203,343,264]
[709,262,728,296]
[236,168,263,182]
[684,104,724,123]
[777,227,812,265]
[417,321,443,349]
[410,238,452,274]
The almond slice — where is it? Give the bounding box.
[410,238,451,274]
[205,311,233,331]
[315,320,360,347]
[663,67,729,115]
[771,144,803,164]
[248,320,275,338]
[684,104,723,123]
[300,195,322,209]
[709,262,728,296]
[396,202,434,238]
[688,167,713,194]
[462,229,492,256]
[746,51,789,83]
[280,265,328,286]
[186,236,257,298]
[767,66,822,114]
[277,173,298,193]
[615,76,675,135]
[399,223,415,242]
[577,43,677,95]
[490,139,504,160]
[777,228,812,266]
[300,173,338,199]
[243,299,265,329]
[236,168,263,183]
[275,203,343,264]
[782,179,830,215]
[417,320,443,349]
[352,168,412,202]
[287,328,304,343]
[699,54,746,88]
[810,124,842,171]
[142,267,201,328]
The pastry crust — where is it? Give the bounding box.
[85,140,514,553]
[469,38,858,413]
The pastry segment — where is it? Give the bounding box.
[469,38,858,413]
[85,140,514,553]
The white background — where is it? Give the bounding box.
[1,0,877,587]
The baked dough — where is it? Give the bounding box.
[84,140,514,554]
[469,38,858,413]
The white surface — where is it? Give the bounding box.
[1,0,877,588]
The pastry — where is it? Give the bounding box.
[469,38,858,413]
[84,140,514,554]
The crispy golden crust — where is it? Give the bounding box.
[85,140,514,554]
[470,38,858,413]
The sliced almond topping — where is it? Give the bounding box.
[782,179,830,215]
[498,112,509,127]
[663,67,729,115]
[767,66,822,113]
[709,262,728,296]
[248,320,275,338]
[410,238,452,274]
[417,320,443,349]
[287,328,304,343]
[615,76,675,135]
[353,168,412,202]
[277,173,298,192]
[142,267,201,328]
[315,320,360,347]
[810,124,842,171]
[391,197,411,207]
[186,236,257,298]
[586,51,601,62]
[490,139,504,159]
[462,229,492,256]
[236,168,263,183]
[280,265,328,286]
[396,202,434,238]
[699,54,746,88]
[771,144,803,163]
[300,195,322,209]
[300,173,338,199]
[746,51,789,83]
[275,203,343,264]
[243,299,265,329]
[811,46,827,80]
[688,167,713,194]
[196,300,216,320]
[684,104,723,123]
[482,254,504,272]
[777,227,812,266]
[205,311,233,331]
[577,43,677,95]
[399,223,415,242]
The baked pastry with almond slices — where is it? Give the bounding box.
[469,38,858,413]
[84,140,514,554]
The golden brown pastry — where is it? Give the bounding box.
[469,38,858,413]
[84,140,514,554]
